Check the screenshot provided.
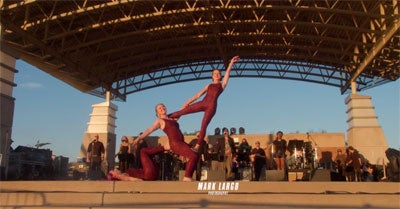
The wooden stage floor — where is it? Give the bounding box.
[1,181,399,209]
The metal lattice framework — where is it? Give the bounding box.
[1,0,399,101]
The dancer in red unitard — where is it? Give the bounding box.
[108,145,165,181]
[132,103,198,182]
[169,56,240,151]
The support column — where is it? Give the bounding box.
[345,94,388,165]
[0,51,18,180]
[78,100,118,175]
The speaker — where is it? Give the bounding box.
[214,127,221,135]
[266,170,285,181]
[259,166,267,181]
[87,170,103,180]
[203,170,225,181]
[311,169,331,181]
[288,172,301,181]
[211,161,225,171]
[239,127,245,134]
[230,127,236,135]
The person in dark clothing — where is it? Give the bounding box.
[216,128,236,180]
[190,132,211,180]
[117,136,131,172]
[251,141,266,181]
[238,138,251,167]
[86,134,105,171]
[347,146,363,182]
[272,131,287,170]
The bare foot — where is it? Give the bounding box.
[191,144,199,153]
[183,177,194,182]
[118,173,144,181]
[127,177,143,181]
[109,169,143,181]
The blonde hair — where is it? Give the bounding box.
[155,103,165,117]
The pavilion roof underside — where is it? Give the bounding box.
[1,0,398,101]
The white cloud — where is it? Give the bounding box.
[19,82,43,89]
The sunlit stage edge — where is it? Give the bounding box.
[1,180,399,209]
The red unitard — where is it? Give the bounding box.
[169,83,223,146]
[124,146,164,180]
[162,119,198,178]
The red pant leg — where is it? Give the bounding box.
[171,142,198,178]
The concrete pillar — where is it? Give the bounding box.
[345,94,388,165]
[0,51,18,179]
[351,81,357,94]
[78,101,118,174]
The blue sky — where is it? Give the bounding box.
[11,60,399,161]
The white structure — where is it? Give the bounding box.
[78,99,118,173]
[345,93,389,165]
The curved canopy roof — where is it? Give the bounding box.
[1,0,399,101]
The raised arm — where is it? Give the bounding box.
[221,55,240,89]
[133,119,162,145]
[180,84,209,109]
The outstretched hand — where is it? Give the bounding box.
[231,55,240,63]
[164,142,171,150]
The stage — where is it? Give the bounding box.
[1,181,399,209]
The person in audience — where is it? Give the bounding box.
[232,154,240,180]
[272,131,287,170]
[363,163,376,182]
[344,148,355,181]
[250,141,266,181]
[347,146,363,182]
[238,138,251,166]
[86,134,105,172]
[239,138,250,147]
[334,148,346,181]
[191,132,211,181]
[116,136,131,172]
[216,128,236,180]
